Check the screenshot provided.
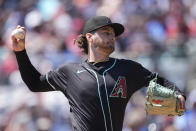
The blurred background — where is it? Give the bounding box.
[0,0,196,130]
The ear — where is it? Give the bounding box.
[86,33,93,43]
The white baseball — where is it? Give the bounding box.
[12,28,25,39]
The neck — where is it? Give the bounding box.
[88,48,110,63]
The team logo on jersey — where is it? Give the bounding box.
[110,76,127,98]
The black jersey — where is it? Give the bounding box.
[15,50,184,131]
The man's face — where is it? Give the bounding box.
[91,26,116,54]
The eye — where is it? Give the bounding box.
[104,32,114,36]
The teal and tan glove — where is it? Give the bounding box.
[146,73,185,116]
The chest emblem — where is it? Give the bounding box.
[110,76,127,98]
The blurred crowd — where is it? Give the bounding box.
[1,0,196,130]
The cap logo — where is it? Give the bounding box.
[107,19,111,24]
[83,16,124,36]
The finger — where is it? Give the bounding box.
[12,38,19,49]
[177,95,185,110]
[17,25,21,29]
[12,41,17,49]
[11,35,17,42]
[17,38,24,44]
[179,98,185,110]
[180,101,185,110]
[21,27,26,32]
[17,39,25,48]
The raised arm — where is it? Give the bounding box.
[11,25,55,92]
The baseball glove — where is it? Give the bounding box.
[146,73,185,116]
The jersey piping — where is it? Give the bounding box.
[46,73,56,90]
[102,59,117,131]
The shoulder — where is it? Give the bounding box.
[115,58,142,67]
[56,62,81,73]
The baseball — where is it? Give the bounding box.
[12,28,25,39]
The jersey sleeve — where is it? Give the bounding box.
[129,61,185,98]
[130,62,152,89]
[44,66,68,91]
[15,50,55,92]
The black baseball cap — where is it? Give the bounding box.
[83,16,124,36]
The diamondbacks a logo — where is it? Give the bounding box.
[110,76,127,98]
